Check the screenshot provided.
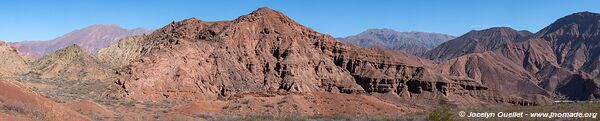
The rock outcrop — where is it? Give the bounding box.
[338,29,455,55]
[32,44,113,81]
[0,41,30,78]
[97,36,149,69]
[10,24,151,57]
[103,7,547,106]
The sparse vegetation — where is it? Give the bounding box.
[428,106,453,121]
[241,100,250,104]
[1,102,58,121]
[264,104,274,108]
[27,110,59,121]
[203,114,426,121]
[2,102,28,114]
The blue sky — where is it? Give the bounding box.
[1,0,599,42]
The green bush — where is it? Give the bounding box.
[428,107,453,121]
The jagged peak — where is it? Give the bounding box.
[537,11,600,37]
[162,17,207,29]
[250,7,283,16]
[180,17,202,23]
[233,7,296,24]
[61,44,86,53]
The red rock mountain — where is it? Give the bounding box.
[101,7,547,108]
[10,24,151,57]
[425,27,532,61]
[433,12,600,100]
[337,29,455,55]
[536,12,600,73]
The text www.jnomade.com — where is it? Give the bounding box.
[459,111,598,119]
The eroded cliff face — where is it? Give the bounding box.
[330,46,549,106]
[104,7,549,106]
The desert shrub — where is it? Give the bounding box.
[264,104,274,108]
[1,102,58,121]
[119,100,136,107]
[277,100,287,105]
[242,115,278,121]
[27,110,58,121]
[241,100,250,104]
[2,102,27,114]
[428,107,453,121]
[193,112,213,119]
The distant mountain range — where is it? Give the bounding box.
[337,29,455,55]
[10,24,151,57]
